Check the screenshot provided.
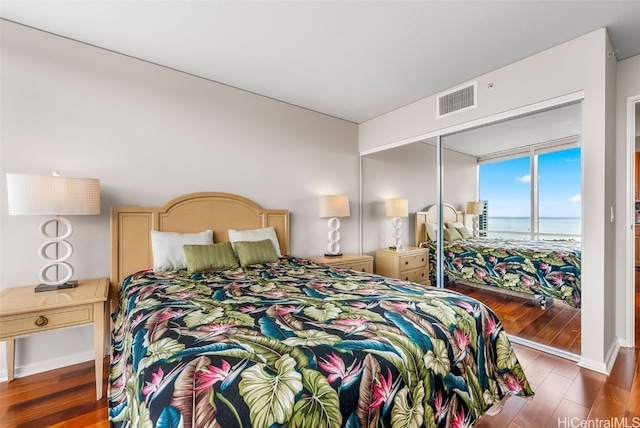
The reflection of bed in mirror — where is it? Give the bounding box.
[415,204,581,309]
[109,192,534,428]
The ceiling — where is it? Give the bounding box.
[433,103,582,158]
[2,1,640,125]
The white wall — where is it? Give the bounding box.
[0,21,359,379]
[615,54,640,347]
[360,29,618,373]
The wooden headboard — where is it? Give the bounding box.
[110,192,289,302]
[414,204,465,245]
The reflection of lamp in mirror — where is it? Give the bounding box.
[6,172,100,291]
[385,198,408,251]
[466,201,483,237]
[318,194,350,257]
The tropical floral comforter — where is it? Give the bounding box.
[422,238,581,308]
[109,257,533,428]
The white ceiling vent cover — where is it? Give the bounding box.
[437,81,477,118]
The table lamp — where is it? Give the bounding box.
[318,194,350,257]
[466,201,483,237]
[6,172,100,291]
[385,198,408,251]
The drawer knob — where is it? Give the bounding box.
[35,316,48,327]
[405,261,409,265]
[421,258,425,262]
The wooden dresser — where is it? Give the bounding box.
[375,247,430,285]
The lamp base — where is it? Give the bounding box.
[323,253,343,258]
[35,280,78,293]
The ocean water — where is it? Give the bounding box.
[482,217,581,240]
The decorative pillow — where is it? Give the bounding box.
[234,239,279,267]
[151,230,213,271]
[448,221,465,229]
[228,226,282,257]
[456,227,474,239]
[443,227,463,241]
[183,242,239,273]
[426,223,438,241]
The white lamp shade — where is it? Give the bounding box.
[385,198,409,218]
[466,201,483,216]
[318,194,350,218]
[7,173,100,216]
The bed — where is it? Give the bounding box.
[109,192,533,428]
[415,204,582,309]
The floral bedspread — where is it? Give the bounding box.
[422,238,581,308]
[109,257,533,428]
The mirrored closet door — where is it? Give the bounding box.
[361,102,583,357]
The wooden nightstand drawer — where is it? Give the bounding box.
[399,253,428,271]
[401,268,429,284]
[337,260,372,272]
[0,305,93,339]
[308,254,374,274]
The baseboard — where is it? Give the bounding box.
[507,334,580,362]
[0,349,95,382]
[617,335,635,349]
[578,340,620,375]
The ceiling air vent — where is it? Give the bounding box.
[437,81,477,118]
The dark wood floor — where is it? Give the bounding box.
[447,282,581,355]
[0,358,109,428]
[0,278,637,427]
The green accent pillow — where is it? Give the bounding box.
[443,227,463,241]
[456,227,474,239]
[183,242,239,273]
[234,239,279,267]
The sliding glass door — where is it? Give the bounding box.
[478,155,531,239]
[478,144,581,241]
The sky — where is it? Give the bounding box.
[479,147,582,218]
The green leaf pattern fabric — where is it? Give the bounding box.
[422,237,581,307]
[109,257,533,427]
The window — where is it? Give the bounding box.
[479,155,531,239]
[538,147,582,238]
[479,144,581,241]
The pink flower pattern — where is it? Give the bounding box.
[142,367,163,398]
[370,368,394,409]
[195,360,231,391]
[318,353,362,384]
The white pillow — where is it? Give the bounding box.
[151,230,213,271]
[228,226,282,257]
[426,223,438,241]
[448,221,465,229]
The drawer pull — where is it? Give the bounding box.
[405,261,409,265]
[421,258,425,262]
[35,316,48,327]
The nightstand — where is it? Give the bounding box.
[0,277,109,400]
[308,253,374,273]
[375,247,430,285]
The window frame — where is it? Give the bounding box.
[478,136,581,240]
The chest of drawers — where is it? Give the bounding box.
[375,247,430,285]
